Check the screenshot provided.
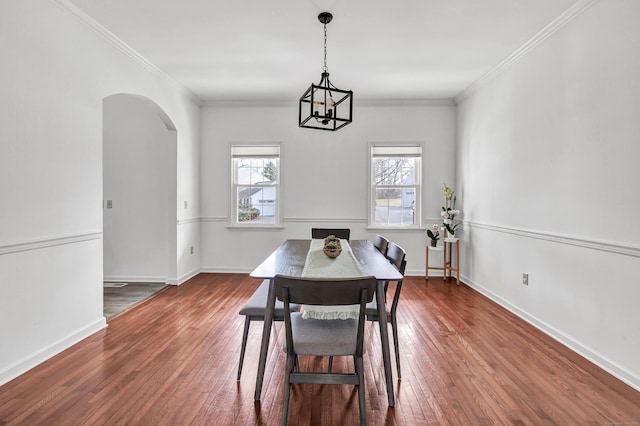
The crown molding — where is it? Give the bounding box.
[202,97,455,108]
[50,0,202,106]
[455,0,601,103]
[356,98,455,107]
[202,99,297,108]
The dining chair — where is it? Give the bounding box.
[311,227,351,241]
[274,275,376,426]
[373,234,389,257]
[236,279,301,381]
[365,241,406,379]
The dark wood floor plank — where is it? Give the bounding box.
[1,273,639,425]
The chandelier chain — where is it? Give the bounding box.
[323,23,328,72]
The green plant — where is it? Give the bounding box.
[325,241,338,250]
[426,224,440,241]
[238,207,260,221]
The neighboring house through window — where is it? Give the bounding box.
[370,144,422,227]
[231,145,280,225]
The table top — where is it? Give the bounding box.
[250,239,403,281]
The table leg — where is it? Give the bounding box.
[254,278,276,401]
[376,280,395,407]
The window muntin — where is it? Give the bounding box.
[370,145,421,227]
[232,145,280,225]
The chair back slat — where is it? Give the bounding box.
[374,234,389,256]
[311,228,351,241]
[386,242,406,272]
[274,275,376,306]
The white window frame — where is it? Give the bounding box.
[369,143,422,229]
[230,144,281,227]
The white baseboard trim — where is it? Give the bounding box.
[461,274,640,392]
[172,267,202,285]
[103,275,169,284]
[0,317,107,387]
[407,268,443,277]
[200,266,254,274]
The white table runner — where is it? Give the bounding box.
[301,239,366,320]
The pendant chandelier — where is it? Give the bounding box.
[298,12,353,131]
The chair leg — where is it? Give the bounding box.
[282,355,296,426]
[355,355,366,426]
[391,316,401,379]
[236,316,251,381]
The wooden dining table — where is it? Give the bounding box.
[249,239,403,407]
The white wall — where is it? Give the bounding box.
[0,1,200,385]
[456,0,640,389]
[200,101,457,275]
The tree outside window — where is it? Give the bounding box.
[231,145,280,225]
[370,145,422,227]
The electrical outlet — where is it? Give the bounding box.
[522,273,529,286]
[184,200,188,209]
[106,200,113,209]
[190,246,194,255]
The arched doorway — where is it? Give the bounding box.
[102,94,177,294]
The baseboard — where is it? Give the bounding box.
[200,266,254,274]
[172,267,202,285]
[103,275,169,284]
[0,317,107,387]
[407,268,444,277]
[462,274,640,392]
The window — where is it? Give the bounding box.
[231,145,280,225]
[370,144,422,227]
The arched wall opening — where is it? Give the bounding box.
[102,93,178,284]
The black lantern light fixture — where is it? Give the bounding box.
[298,12,353,131]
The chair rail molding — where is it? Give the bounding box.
[466,221,640,258]
[0,232,102,256]
[284,217,367,224]
[177,217,201,226]
[200,216,227,223]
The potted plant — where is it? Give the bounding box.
[427,224,440,247]
[323,236,342,258]
[441,183,461,237]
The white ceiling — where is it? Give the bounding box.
[69,0,578,102]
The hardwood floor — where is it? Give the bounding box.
[103,282,169,319]
[1,273,638,425]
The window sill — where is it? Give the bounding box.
[225,224,285,231]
